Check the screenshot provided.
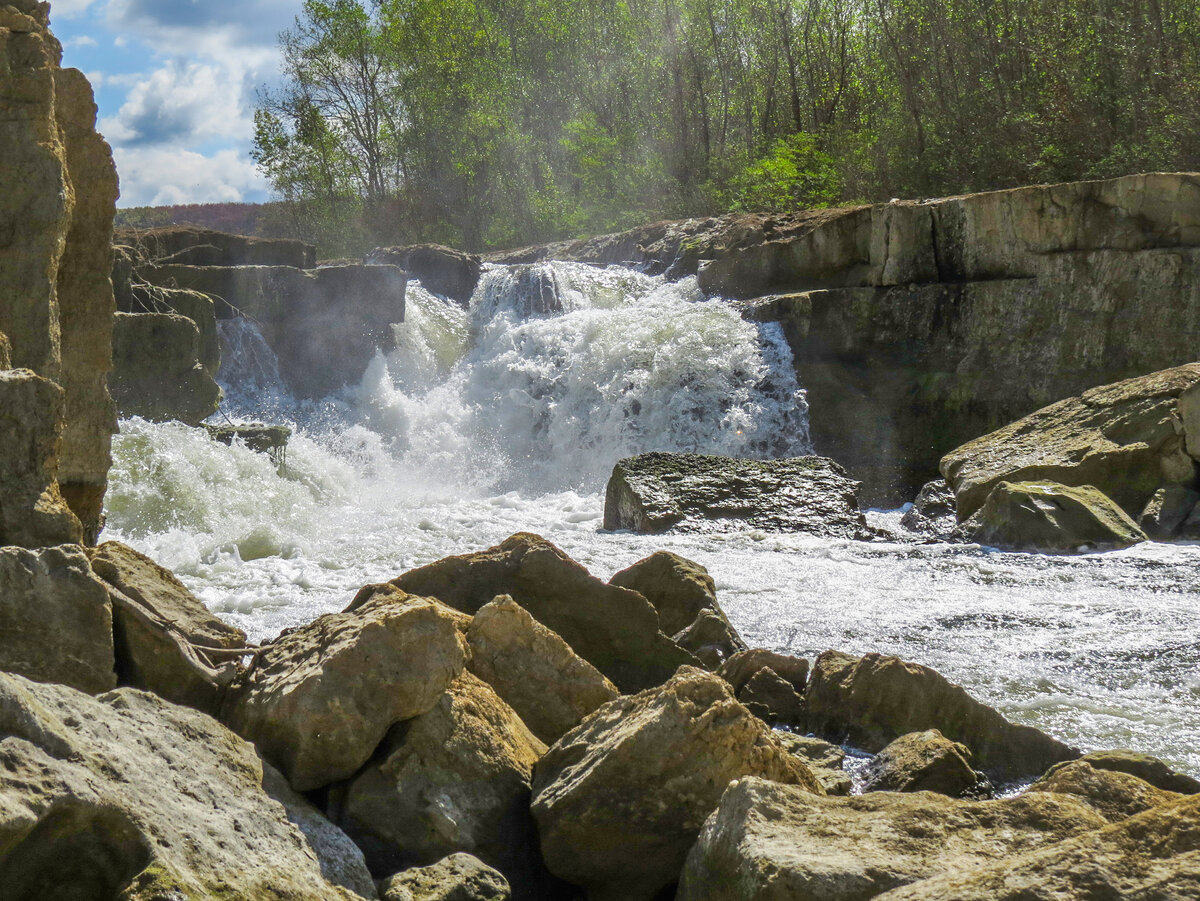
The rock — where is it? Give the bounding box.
[872,794,1200,901]
[672,610,745,667]
[0,672,375,899]
[1066,748,1200,795]
[88,541,248,713]
[381,532,696,693]
[899,479,958,537]
[223,590,466,791]
[340,673,547,895]
[861,729,986,797]
[369,244,482,306]
[957,480,1147,552]
[1138,483,1200,539]
[0,330,9,368]
[720,648,810,695]
[115,278,221,375]
[380,854,511,901]
[0,5,118,542]
[941,364,1200,522]
[676,774,1109,901]
[806,650,1078,779]
[609,551,732,637]
[466,594,619,746]
[205,421,291,464]
[1177,499,1200,540]
[109,311,222,425]
[737,667,806,727]
[530,666,822,901]
[774,732,852,796]
[0,545,115,694]
[604,452,871,537]
[1027,760,1184,822]
[115,224,316,268]
[0,369,84,547]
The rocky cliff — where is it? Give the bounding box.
[0,1,118,543]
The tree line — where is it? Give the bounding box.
[253,0,1200,255]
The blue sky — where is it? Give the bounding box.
[52,0,299,207]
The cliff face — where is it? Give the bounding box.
[0,1,118,543]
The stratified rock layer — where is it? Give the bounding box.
[604,452,870,537]
[109,311,222,425]
[369,244,482,305]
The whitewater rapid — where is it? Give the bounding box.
[104,262,1200,777]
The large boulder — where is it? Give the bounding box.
[109,311,222,425]
[381,854,511,901]
[465,594,618,746]
[861,729,985,797]
[0,369,83,547]
[1026,760,1185,823]
[676,775,1109,901]
[88,541,249,713]
[604,452,871,538]
[1067,748,1200,795]
[872,793,1200,901]
[957,480,1148,551]
[379,533,695,693]
[0,672,375,899]
[115,224,316,268]
[0,545,115,693]
[530,667,822,901]
[806,650,1078,779]
[941,364,1200,522]
[223,590,466,791]
[369,244,482,306]
[339,673,548,896]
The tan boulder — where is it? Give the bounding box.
[0,672,375,900]
[721,648,810,694]
[380,532,695,692]
[609,551,730,637]
[0,545,115,694]
[774,732,852,795]
[531,666,821,901]
[380,853,511,901]
[1027,760,1184,823]
[873,793,1200,901]
[223,591,466,791]
[806,650,1078,778]
[1070,748,1200,795]
[340,673,548,897]
[466,594,618,745]
[861,729,985,797]
[109,311,222,425]
[677,775,1108,901]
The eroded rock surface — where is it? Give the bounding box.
[380,854,511,901]
[109,311,222,425]
[369,244,482,305]
[861,729,984,797]
[1027,760,1184,823]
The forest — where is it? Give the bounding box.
[251,0,1200,254]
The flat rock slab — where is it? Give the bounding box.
[604,452,871,537]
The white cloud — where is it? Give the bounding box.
[113,146,267,206]
[64,35,98,48]
[50,0,97,19]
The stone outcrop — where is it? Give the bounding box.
[465,594,619,746]
[379,532,695,693]
[604,452,871,538]
[1,2,118,542]
[370,244,482,306]
[1027,760,1185,823]
[223,590,466,790]
[1065,748,1200,794]
[899,478,957,537]
[610,551,737,638]
[676,775,1108,901]
[774,732,852,795]
[339,673,548,895]
[109,311,222,425]
[0,545,115,694]
[530,667,821,901]
[719,649,811,727]
[114,225,315,268]
[806,650,1078,778]
[861,729,985,797]
[380,854,512,901]
[0,673,375,900]
[941,363,1200,522]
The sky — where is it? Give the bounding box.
[52,0,299,208]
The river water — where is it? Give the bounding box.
[103,262,1200,777]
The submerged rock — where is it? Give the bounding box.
[531,666,821,901]
[381,532,695,693]
[676,775,1108,901]
[0,545,115,694]
[604,452,871,537]
[0,673,375,900]
[205,422,292,466]
[380,854,511,901]
[369,244,482,306]
[466,594,619,746]
[110,311,222,426]
[223,590,466,791]
[861,729,986,797]
[957,480,1147,552]
[806,650,1078,779]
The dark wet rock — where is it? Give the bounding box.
[531,667,822,901]
[1027,760,1184,823]
[673,610,745,668]
[900,479,958,537]
[0,545,115,694]
[205,422,291,465]
[604,452,871,538]
[379,532,696,693]
[369,244,482,306]
[380,854,511,901]
[861,729,987,797]
[110,311,222,425]
[806,650,1079,779]
[737,667,806,727]
[676,775,1109,901]
[1138,484,1200,539]
[720,648,810,696]
[957,480,1147,552]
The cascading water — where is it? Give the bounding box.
[104,262,1200,777]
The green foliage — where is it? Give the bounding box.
[253,0,1200,255]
